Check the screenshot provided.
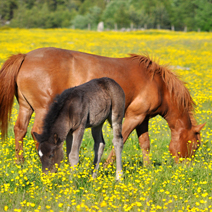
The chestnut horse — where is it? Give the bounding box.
[0,47,205,164]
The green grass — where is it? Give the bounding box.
[1,111,211,211]
[0,29,212,212]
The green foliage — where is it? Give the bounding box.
[71,6,101,29]
[195,0,212,31]
[0,0,212,30]
[169,0,196,31]
[78,0,105,14]
[10,3,75,28]
[71,14,88,29]
[102,1,130,29]
[0,0,18,20]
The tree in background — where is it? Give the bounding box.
[0,0,17,23]
[169,0,196,31]
[0,0,212,31]
[195,0,212,31]
[71,6,102,29]
[10,1,75,28]
[128,5,148,29]
[78,0,105,15]
[153,3,170,29]
[64,0,104,29]
[102,1,130,29]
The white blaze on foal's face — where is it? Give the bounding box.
[38,149,43,158]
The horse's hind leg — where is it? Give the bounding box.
[91,124,105,178]
[14,99,33,163]
[136,119,151,166]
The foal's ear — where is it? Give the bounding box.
[54,133,62,145]
[33,132,42,143]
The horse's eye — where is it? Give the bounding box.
[49,154,54,158]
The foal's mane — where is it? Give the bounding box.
[130,54,196,124]
[40,88,72,143]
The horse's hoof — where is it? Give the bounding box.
[103,160,113,168]
[143,159,151,167]
[15,157,24,164]
[103,156,116,168]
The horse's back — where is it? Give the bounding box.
[16,47,160,117]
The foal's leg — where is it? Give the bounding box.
[66,131,73,160]
[111,120,124,181]
[14,97,33,163]
[69,126,85,167]
[91,124,105,178]
[105,114,146,166]
[136,118,151,166]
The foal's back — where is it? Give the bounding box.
[63,77,125,129]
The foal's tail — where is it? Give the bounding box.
[0,53,26,140]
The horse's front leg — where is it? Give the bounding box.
[69,126,85,168]
[31,109,49,151]
[14,100,33,163]
[91,124,105,178]
[136,118,151,166]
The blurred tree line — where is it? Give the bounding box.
[0,0,212,31]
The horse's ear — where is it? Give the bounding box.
[54,133,62,145]
[33,132,42,143]
[193,123,206,133]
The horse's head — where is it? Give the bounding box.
[169,121,205,162]
[33,132,64,173]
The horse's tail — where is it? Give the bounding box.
[0,53,26,140]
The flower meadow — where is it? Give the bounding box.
[0,29,212,212]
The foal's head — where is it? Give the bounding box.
[33,132,63,173]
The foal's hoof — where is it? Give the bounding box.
[92,171,98,179]
[116,170,123,182]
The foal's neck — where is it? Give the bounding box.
[53,114,71,142]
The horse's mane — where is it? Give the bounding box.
[129,54,196,125]
[39,88,73,143]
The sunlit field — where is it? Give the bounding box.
[0,28,212,212]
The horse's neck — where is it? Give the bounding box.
[162,88,192,131]
[162,95,192,133]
